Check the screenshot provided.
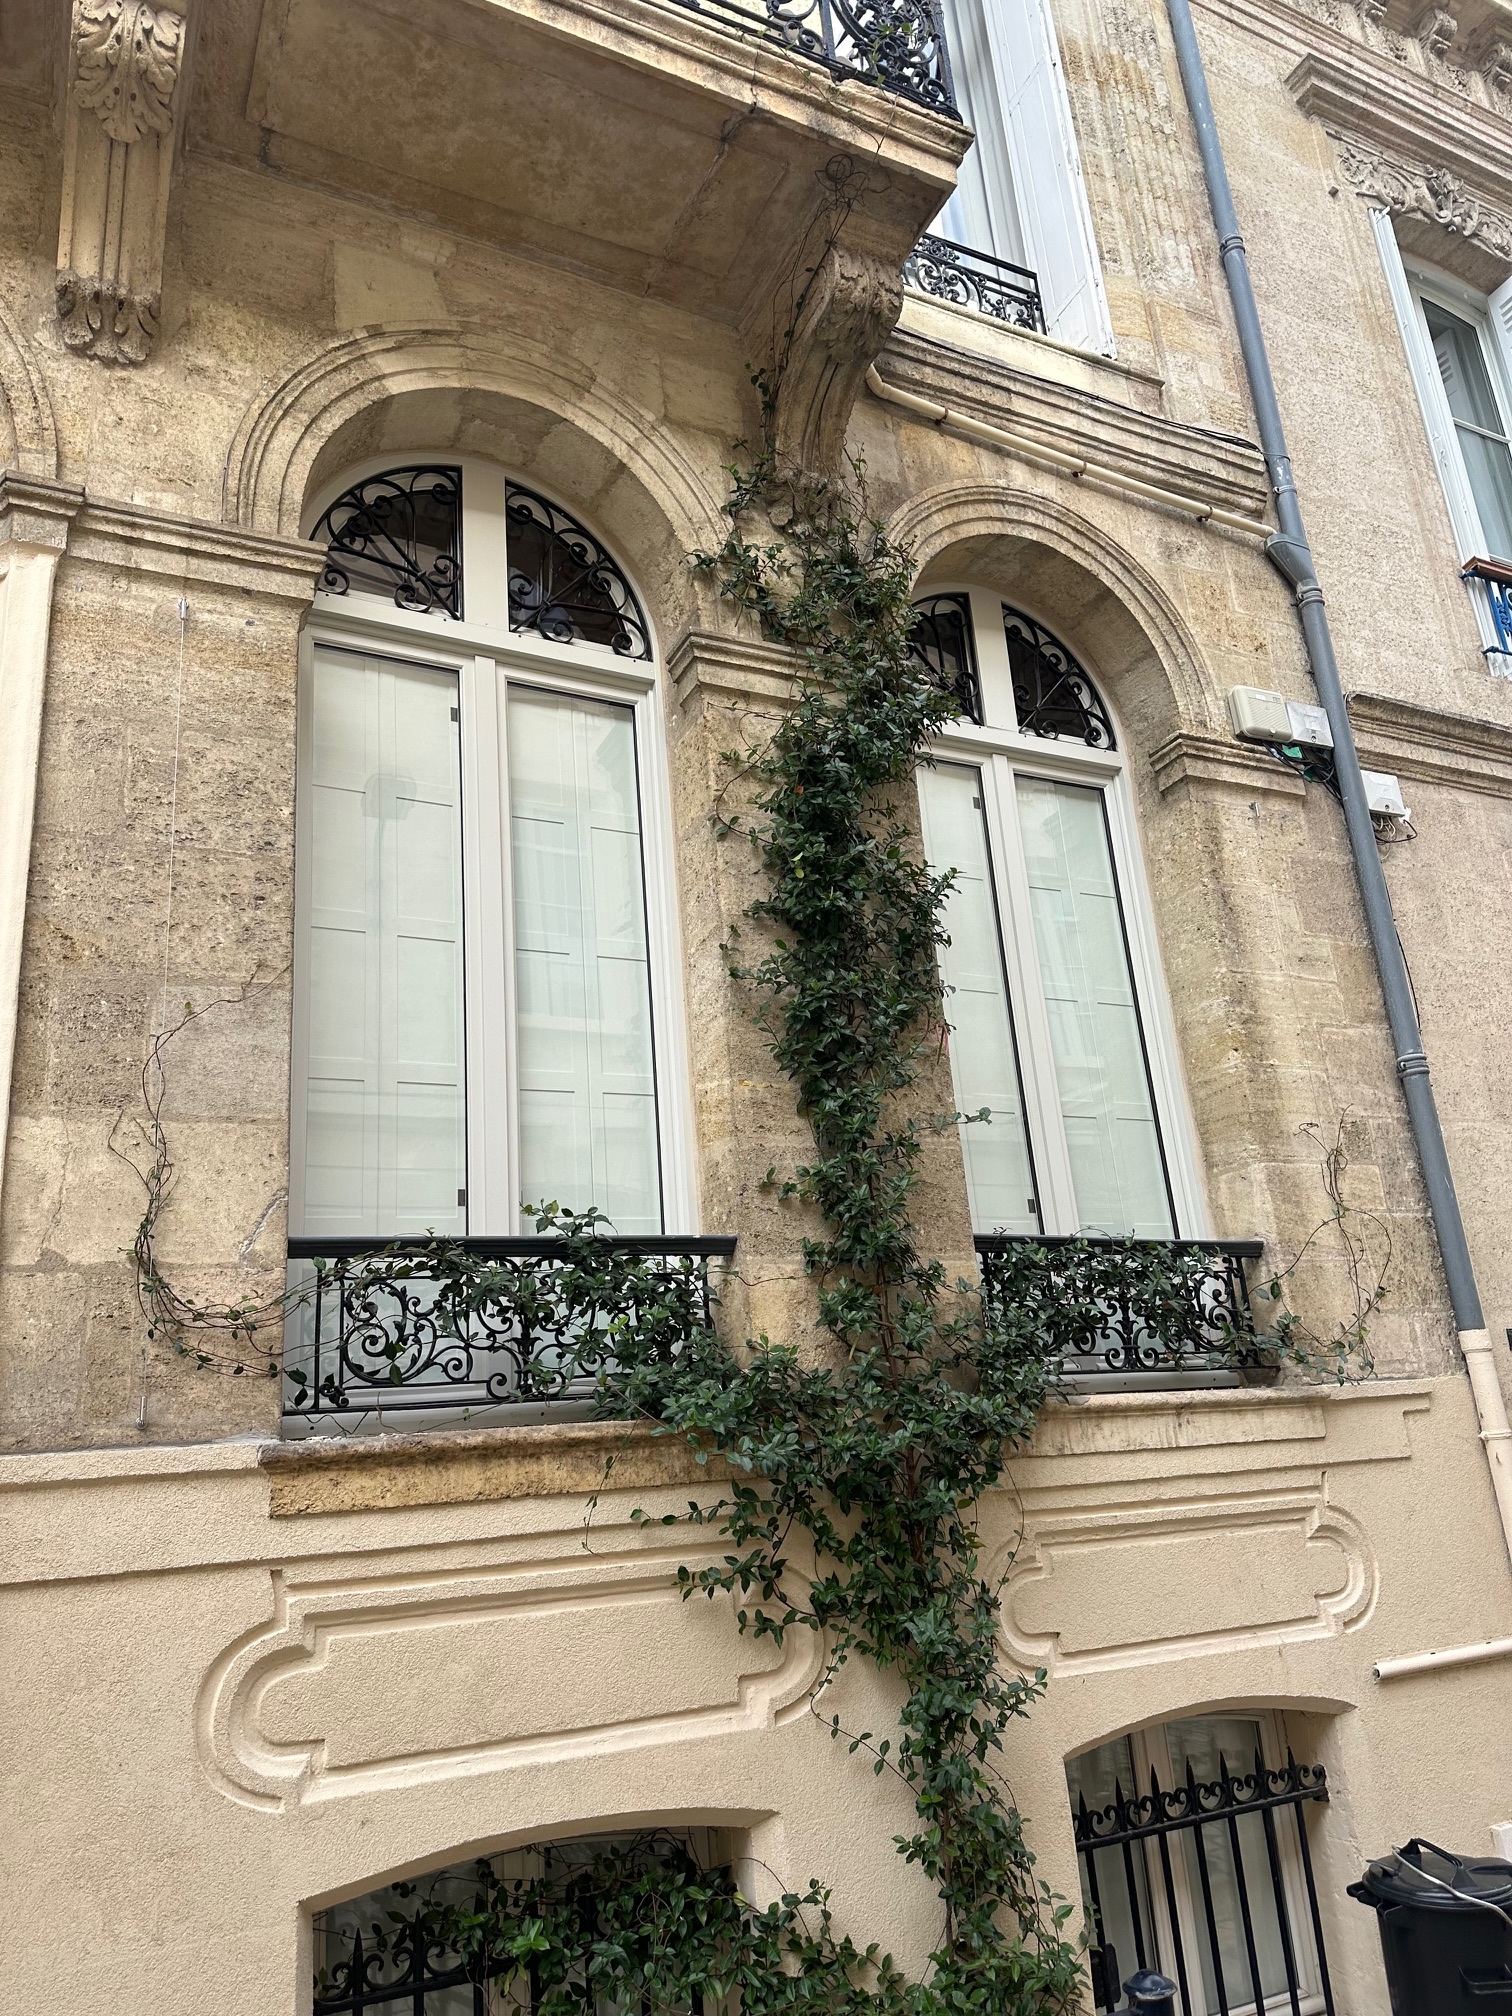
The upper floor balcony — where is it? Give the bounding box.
[204,0,971,328]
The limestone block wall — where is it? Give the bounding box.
[0,0,1505,1441]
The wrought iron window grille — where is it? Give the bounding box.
[663,0,956,114]
[314,1833,709,2015]
[504,483,652,660]
[1075,1751,1334,2016]
[904,233,1046,333]
[909,591,983,722]
[974,1234,1266,1379]
[1002,604,1116,748]
[311,465,463,618]
[282,1234,734,1423]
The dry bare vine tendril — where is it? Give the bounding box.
[109,983,301,1377]
[1254,1114,1388,1384]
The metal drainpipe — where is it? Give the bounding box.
[1162,0,1512,1587]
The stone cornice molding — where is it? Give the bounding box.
[879,329,1272,524]
[1289,45,1512,224]
[1348,687,1512,794]
[56,0,188,364]
[1149,730,1307,797]
[668,627,802,710]
[65,493,324,598]
[1150,696,1512,799]
[1204,0,1512,131]
[0,475,85,554]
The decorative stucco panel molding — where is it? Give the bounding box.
[196,1537,825,1811]
[56,0,186,364]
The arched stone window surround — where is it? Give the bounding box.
[221,324,729,644]
[290,447,696,1242]
[907,575,1210,1242]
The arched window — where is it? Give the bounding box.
[291,457,687,1244]
[1067,1711,1334,2014]
[909,586,1199,1239]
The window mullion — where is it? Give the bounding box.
[967,586,1018,731]
[462,654,514,1234]
[984,754,1078,1232]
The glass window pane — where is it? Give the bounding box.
[297,647,466,1237]
[1067,1736,1158,2001]
[509,688,662,1233]
[917,762,1038,1234]
[1015,778,1174,1236]
[1423,299,1512,559]
[1164,1717,1295,2016]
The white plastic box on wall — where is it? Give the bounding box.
[1227,686,1334,748]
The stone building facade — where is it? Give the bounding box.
[4,0,1512,2008]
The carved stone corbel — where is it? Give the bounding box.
[1416,6,1459,63]
[56,0,186,365]
[768,243,904,478]
[1475,34,1512,95]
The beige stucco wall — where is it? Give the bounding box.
[5,1378,1510,2013]
[5,0,1512,2006]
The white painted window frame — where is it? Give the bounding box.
[931,0,1114,354]
[1069,1709,1328,2016]
[1370,210,1512,664]
[291,453,697,1238]
[923,584,1209,1239]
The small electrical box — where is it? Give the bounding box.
[1228,686,1335,749]
[1362,769,1409,818]
[1286,701,1333,749]
[1228,686,1292,743]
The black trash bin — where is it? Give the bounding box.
[1350,1837,1512,2010]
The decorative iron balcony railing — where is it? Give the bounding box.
[1462,555,1512,658]
[282,1235,735,1425]
[904,232,1046,331]
[974,1233,1266,1379]
[666,0,956,114]
[1075,1752,1334,2016]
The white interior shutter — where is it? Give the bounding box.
[1369,207,1482,558]
[1015,776,1174,1238]
[932,0,1027,268]
[917,761,1039,1235]
[980,0,1112,353]
[508,688,662,1234]
[298,647,467,1238]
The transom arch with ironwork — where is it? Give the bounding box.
[886,482,1223,742]
[908,584,1119,748]
[304,453,655,661]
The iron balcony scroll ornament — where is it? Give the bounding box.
[311,466,463,618]
[283,1235,732,1421]
[908,592,984,722]
[505,483,652,660]
[904,234,1047,332]
[667,0,956,114]
[974,1233,1268,1378]
[1002,603,1117,747]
